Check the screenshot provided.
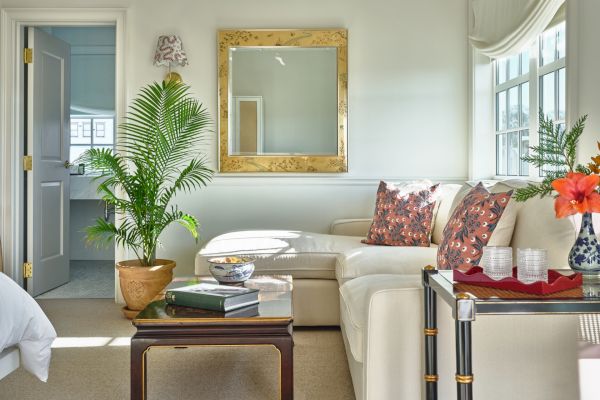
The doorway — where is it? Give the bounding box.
[32,26,116,299]
[0,9,126,300]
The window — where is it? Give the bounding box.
[70,116,115,162]
[494,21,566,177]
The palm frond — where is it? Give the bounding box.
[80,81,214,266]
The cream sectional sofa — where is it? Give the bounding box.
[196,181,581,400]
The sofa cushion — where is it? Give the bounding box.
[431,184,462,245]
[363,181,438,247]
[195,230,368,279]
[495,179,576,268]
[339,274,422,363]
[437,182,513,270]
[487,181,524,245]
[336,245,438,284]
[329,218,372,237]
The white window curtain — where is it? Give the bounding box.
[469,0,565,59]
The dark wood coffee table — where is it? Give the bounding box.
[130,275,293,400]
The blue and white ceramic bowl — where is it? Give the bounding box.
[208,256,255,284]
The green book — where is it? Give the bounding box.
[165,303,259,319]
[165,282,259,312]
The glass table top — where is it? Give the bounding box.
[429,270,600,315]
[134,275,293,326]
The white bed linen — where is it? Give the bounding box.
[0,273,56,381]
[0,346,19,380]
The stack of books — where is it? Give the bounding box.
[165,282,259,317]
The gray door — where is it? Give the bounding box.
[26,27,71,296]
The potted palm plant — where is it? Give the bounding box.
[82,81,213,318]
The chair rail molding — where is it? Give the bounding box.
[0,7,127,285]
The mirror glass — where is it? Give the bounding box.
[229,47,338,155]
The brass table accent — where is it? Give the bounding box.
[130,275,293,400]
[422,268,600,400]
[455,374,474,384]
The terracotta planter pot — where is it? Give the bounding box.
[117,259,176,318]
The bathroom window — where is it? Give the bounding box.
[70,116,115,162]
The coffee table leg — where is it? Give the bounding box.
[275,337,294,400]
[455,293,475,400]
[131,338,149,400]
[423,266,438,400]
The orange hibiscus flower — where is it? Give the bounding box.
[551,172,600,218]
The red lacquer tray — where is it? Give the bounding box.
[453,266,582,295]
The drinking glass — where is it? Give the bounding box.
[480,246,513,280]
[517,248,549,283]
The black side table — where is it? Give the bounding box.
[422,265,600,400]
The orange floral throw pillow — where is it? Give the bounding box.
[362,181,439,247]
[437,183,513,270]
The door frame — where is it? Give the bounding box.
[233,96,264,154]
[0,8,127,287]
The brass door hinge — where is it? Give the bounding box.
[23,155,32,171]
[23,48,33,64]
[23,262,32,278]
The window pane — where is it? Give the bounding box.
[508,54,519,80]
[520,82,529,128]
[521,51,529,75]
[541,27,557,65]
[557,22,566,59]
[70,118,92,144]
[497,134,507,175]
[558,68,566,120]
[83,122,92,137]
[520,130,529,176]
[70,146,90,162]
[93,118,114,145]
[508,86,519,129]
[497,91,507,131]
[497,58,507,84]
[507,132,520,175]
[541,72,556,120]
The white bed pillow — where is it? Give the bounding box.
[0,272,56,381]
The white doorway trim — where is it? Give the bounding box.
[0,8,127,288]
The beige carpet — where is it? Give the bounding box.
[0,299,356,400]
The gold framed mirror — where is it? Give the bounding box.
[218,29,348,172]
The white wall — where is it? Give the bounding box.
[2,0,469,275]
[570,0,600,165]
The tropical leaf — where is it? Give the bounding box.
[80,81,213,266]
[516,112,588,202]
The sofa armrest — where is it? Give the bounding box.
[329,218,372,236]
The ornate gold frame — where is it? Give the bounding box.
[218,29,348,173]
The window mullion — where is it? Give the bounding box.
[529,39,540,179]
[538,58,565,76]
[555,70,560,125]
[90,117,94,148]
[494,75,529,93]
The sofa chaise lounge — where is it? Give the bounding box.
[195,180,581,400]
